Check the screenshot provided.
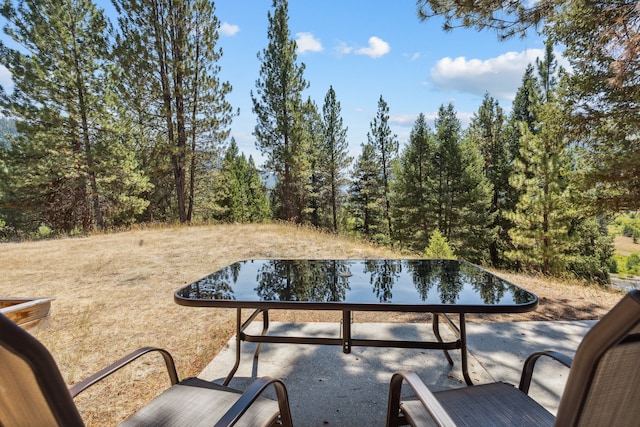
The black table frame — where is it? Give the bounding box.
[174,260,538,387]
[234,307,466,385]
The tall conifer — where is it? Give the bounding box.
[113,0,234,223]
[349,143,384,240]
[367,95,398,239]
[0,0,149,232]
[251,0,309,223]
[467,93,511,266]
[391,113,436,249]
[319,86,351,232]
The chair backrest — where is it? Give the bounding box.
[0,312,85,426]
[554,289,640,427]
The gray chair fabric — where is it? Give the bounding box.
[0,312,292,426]
[387,289,640,427]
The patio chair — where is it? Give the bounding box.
[386,289,640,427]
[0,312,293,426]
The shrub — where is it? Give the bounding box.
[626,253,640,273]
[36,223,53,239]
[424,230,456,259]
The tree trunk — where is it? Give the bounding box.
[72,29,103,230]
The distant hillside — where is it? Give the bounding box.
[0,117,16,147]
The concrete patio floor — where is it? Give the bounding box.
[198,319,595,426]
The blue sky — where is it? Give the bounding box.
[0,0,563,166]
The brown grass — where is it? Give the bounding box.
[614,235,640,256]
[0,223,625,425]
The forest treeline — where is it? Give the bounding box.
[1,0,638,285]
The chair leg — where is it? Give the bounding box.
[386,373,404,427]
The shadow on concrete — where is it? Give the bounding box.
[199,320,593,426]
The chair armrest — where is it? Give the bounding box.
[213,376,293,427]
[386,371,456,427]
[518,350,573,394]
[69,347,179,398]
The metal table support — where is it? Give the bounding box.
[223,308,472,386]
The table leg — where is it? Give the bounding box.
[459,313,473,386]
[223,308,243,386]
[341,310,352,353]
[432,313,454,366]
[253,309,269,360]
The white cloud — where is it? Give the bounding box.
[219,22,240,36]
[430,49,549,100]
[403,52,420,61]
[390,111,473,130]
[0,65,13,93]
[355,36,390,59]
[334,41,353,56]
[296,32,323,54]
[390,114,418,127]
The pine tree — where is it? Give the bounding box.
[433,103,493,262]
[554,2,640,210]
[536,38,559,104]
[507,102,575,275]
[510,65,540,134]
[502,65,543,229]
[216,140,271,223]
[113,0,234,223]
[424,229,456,259]
[367,95,398,239]
[391,113,436,250]
[319,86,351,232]
[0,0,149,232]
[417,0,640,210]
[467,93,511,266]
[303,97,323,226]
[251,0,309,223]
[349,143,384,240]
[245,155,271,222]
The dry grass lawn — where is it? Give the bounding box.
[0,223,625,425]
[614,234,640,256]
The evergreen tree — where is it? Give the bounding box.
[245,155,271,221]
[391,113,436,250]
[113,0,234,223]
[467,93,512,266]
[349,143,384,240]
[502,65,542,226]
[424,229,456,259]
[416,0,640,210]
[507,102,575,275]
[565,216,614,284]
[510,64,540,136]
[433,103,493,262]
[251,0,309,223]
[367,95,398,239]
[215,140,271,222]
[550,1,640,210]
[303,97,323,226]
[536,38,559,104]
[0,0,149,232]
[319,86,351,232]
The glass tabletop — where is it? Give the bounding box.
[175,259,538,313]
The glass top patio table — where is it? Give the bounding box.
[175,259,537,312]
[174,259,538,386]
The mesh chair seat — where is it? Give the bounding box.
[119,378,280,427]
[401,382,554,427]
